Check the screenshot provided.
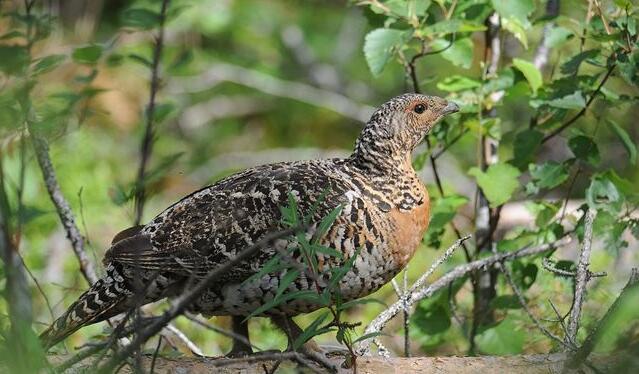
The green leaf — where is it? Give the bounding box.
[72,45,103,65]
[152,102,177,123]
[437,75,481,92]
[422,19,486,35]
[603,170,638,203]
[586,175,623,214]
[511,129,543,170]
[31,54,66,75]
[353,331,386,344]
[412,304,451,335]
[512,58,542,94]
[428,195,468,230]
[247,290,317,318]
[274,269,300,300]
[469,163,521,207]
[528,161,570,192]
[512,261,538,289]
[338,298,387,311]
[121,8,160,30]
[313,244,344,259]
[483,68,515,94]
[547,91,586,109]
[383,0,432,19]
[292,313,329,349]
[501,17,528,48]
[329,248,360,289]
[363,28,405,76]
[609,120,637,165]
[19,205,49,224]
[434,37,474,69]
[491,0,534,26]
[475,317,525,354]
[560,49,599,75]
[424,194,468,248]
[568,135,600,165]
[128,53,153,68]
[314,205,342,243]
[109,184,133,206]
[490,295,523,310]
[545,26,574,48]
[0,45,29,74]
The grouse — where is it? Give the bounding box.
[40,93,459,355]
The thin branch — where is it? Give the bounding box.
[541,64,616,143]
[29,132,98,284]
[355,236,571,355]
[133,0,171,225]
[498,260,573,350]
[566,268,639,370]
[431,128,469,160]
[164,323,204,357]
[566,208,597,346]
[542,258,576,278]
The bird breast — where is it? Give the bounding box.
[386,189,430,267]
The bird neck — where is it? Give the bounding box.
[348,132,426,211]
[349,124,416,177]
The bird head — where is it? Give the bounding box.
[353,94,459,170]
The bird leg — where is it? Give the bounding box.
[270,315,323,354]
[225,316,254,357]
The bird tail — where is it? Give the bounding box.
[40,265,129,350]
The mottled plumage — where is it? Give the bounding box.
[40,93,459,352]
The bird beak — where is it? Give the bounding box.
[442,101,460,115]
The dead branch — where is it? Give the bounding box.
[566,209,596,346]
[498,260,572,350]
[566,268,639,370]
[29,132,98,284]
[355,237,572,356]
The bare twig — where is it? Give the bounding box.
[566,268,639,370]
[133,0,171,225]
[541,64,616,143]
[356,237,571,355]
[164,323,204,357]
[566,209,597,346]
[542,258,576,278]
[29,133,98,284]
[498,261,573,350]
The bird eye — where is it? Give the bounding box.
[414,104,426,114]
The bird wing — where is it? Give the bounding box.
[104,160,349,282]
